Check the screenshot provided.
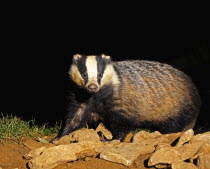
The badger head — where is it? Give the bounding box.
[69,54,117,93]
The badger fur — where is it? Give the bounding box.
[52,54,201,141]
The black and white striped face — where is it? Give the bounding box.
[69,54,114,93]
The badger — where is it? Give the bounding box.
[52,54,201,142]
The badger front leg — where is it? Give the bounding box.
[104,109,133,141]
[50,103,87,142]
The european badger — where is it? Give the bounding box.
[52,54,201,142]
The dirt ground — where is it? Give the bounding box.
[0,135,155,169]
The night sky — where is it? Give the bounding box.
[1,39,209,131]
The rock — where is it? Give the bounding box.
[76,148,97,159]
[27,140,104,169]
[100,142,155,166]
[177,141,203,160]
[163,132,183,145]
[148,147,182,166]
[133,131,161,143]
[77,140,104,153]
[190,143,210,162]
[199,144,210,154]
[123,132,133,143]
[52,135,72,145]
[53,128,100,145]
[28,144,82,169]
[24,146,47,160]
[197,153,210,169]
[150,140,202,165]
[172,161,198,169]
[155,164,170,168]
[155,143,171,151]
[176,129,194,146]
[190,132,210,144]
[95,123,113,140]
[133,131,170,147]
[133,153,153,168]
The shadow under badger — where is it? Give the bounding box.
[51,54,201,142]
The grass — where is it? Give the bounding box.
[131,128,152,135]
[0,113,61,142]
[1,113,208,142]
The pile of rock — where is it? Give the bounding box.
[25,123,210,169]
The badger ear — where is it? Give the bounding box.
[73,54,82,63]
[101,54,112,63]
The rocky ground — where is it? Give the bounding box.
[0,123,210,169]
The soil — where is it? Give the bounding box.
[0,135,155,169]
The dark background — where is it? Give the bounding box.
[0,39,209,131]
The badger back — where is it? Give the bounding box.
[113,60,201,122]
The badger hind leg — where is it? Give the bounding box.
[151,107,200,134]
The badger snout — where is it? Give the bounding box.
[87,84,99,93]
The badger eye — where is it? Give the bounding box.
[82,72,87,79]
[98,73,103,79]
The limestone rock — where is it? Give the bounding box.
[95,123,113,140]
[123,132,133,143]
[177,141,203,160]
[28,144,83,169]
[27,140,104,169]
[193,143,210,160]
[197,153,210,169]
[24,146,47,160]
[176,129,194,146]
[53,128,100,145]
[52,135,72,145]
[148,147,182,166]
[155,143,171,151]
[163,132,183,145]
[133,131,161,143]
[155,164,170,168]
[77,140,104,153]
[133,131,170,147]
[172,161,197,169]
[190,132,210,144]
[100,142,155,166]
[94,140,119,154]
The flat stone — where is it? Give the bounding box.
[123,132,133,143]
[197,153,210,169]
[27,140,104,169]
[190,143,210,163]
[163,132,183,145]
[176,129,194,146]
[133,131,170,147]
[24,146,47,160]
[172,161,197,169]
[53,128,100,145]
[148,147,182,166]
[190,132,210,144]
[177,141,203,160]
[28,144,82,169]
[95,123,113,140]
[133,131,162,143]
[100,142,155,166]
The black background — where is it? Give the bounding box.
[0,33,209,131]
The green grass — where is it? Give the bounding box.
[131,128,152,135]
[0,113,61,142]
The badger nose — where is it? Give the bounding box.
[87,84,98,92]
